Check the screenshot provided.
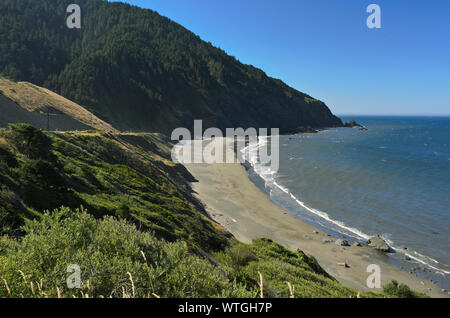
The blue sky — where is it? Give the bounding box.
[113,0,450,116]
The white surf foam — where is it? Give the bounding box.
[240,137,450,277]
[241,138,371,241]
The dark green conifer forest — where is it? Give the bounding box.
[0,0,342,133]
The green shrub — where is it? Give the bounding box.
[0,207,252,298]
[5,123,53,160]
[382,280,426,298]
[117,202,131,219]
[214,239,359,298]
[18,160,67,189]
[0,191,27,235]
[228,244,256,268]
[0,145,18,168]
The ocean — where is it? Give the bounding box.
[243,116,450,290]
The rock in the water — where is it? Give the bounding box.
[343,119,363,128]
[367,236,390,252]
[335,239,350,246]
[294,126,318,134]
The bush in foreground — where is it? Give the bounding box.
[0,207,252,298]
[383,280,427,298]
[0,206,426,298]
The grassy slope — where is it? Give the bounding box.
[0,128,227,251]
[0,77,116,132]
[0,127,425,298]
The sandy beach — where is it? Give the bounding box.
[180,138,449,298]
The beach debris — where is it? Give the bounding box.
[405,255,411,261]
[322,239,332,244]
[352,242,362,247]
[313,230,319,234]
[337,262,350,268]
[366,235,390,252]
[335,239,350,246]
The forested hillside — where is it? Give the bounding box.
[0,0,342,133]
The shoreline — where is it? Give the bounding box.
[181,138,448,298]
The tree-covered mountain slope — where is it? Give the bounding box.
[0,0,342,134]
